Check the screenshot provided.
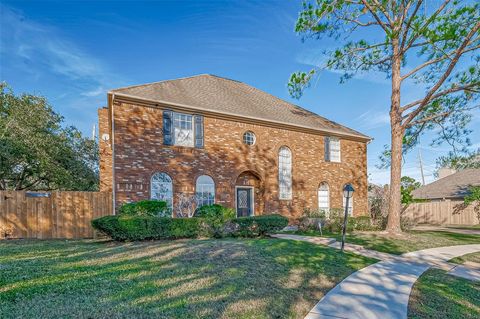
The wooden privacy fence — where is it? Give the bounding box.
[0,191,113,239]
[403,200,479,226]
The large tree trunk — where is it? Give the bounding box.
[386,124,404,233]
[386,37,403,233]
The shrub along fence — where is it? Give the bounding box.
[0,191,113,239]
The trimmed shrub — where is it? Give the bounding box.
[194,204,236,238]
[92,215,201,241]
[232,214,289,237]
[118,200,169,217]
[349,215,382,231]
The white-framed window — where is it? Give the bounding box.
[278,146,292,200]
[343,184,353,216]
[173,112,194,147]
[151,172,173,211]
[243,131,256,145]
[196,175,215,207]
[318,182,330,213]
[325,137,341,162]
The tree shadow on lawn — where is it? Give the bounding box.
[0,238,375,319]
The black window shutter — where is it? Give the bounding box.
[163,110,173,145]
[324,137,330,162]
[194,115,204,148]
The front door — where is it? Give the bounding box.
[236,187,253,217]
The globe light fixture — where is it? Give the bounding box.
[341,184,355,252]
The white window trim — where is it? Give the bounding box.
[318,183,330,213]
[329,137,341,163]
[173,112,194,147]
[195,175,215,207]
[150,172,174,215]
[278,146,292,200]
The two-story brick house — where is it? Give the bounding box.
[98,74,370,218]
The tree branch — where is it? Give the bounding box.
[402,21,480,126]
[400,0,423,50]
[360,0,391,32]
[402,0,451,52]
[401,82,480,113]
[401,44,480,81]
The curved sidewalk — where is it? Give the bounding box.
[305,244,480,319]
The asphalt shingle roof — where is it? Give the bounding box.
[412,169,480,200]
[110,74,370,140]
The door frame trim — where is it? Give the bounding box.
[235,186,255,217]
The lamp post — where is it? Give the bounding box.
[341,184,354,252]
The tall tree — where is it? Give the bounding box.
[288,0,479,232]
[0,83,98,191]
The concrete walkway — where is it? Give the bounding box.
[306,244,480,319]
[271,234,480,319]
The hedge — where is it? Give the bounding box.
[92,213,289,241]
[119,200,169,217]
[232,214,289,237]
[92,215,202,241]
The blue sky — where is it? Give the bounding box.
[1,0,478,185]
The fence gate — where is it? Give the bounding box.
[0,191,113,239]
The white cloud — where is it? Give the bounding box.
[356,110,390,129]
[1,4,125,95]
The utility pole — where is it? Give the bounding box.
[92,123,96,140]
[418,148,426,186]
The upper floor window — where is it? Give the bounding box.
[243,131,256,145]
[325,137,341,162]
[173,113,194,147]
[278,146,292,200]
[196,175,215,207]
[163,110,204,148]
[318,182,330,213]
[151,172,173,212]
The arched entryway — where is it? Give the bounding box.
[235,171,264,217]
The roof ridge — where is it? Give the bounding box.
[110,74,214,92]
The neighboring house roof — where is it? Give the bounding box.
[110,74,370,140]
[412,169,480,200]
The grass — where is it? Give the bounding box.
[285,230,480,255]
[450,252,480,264]
[446,225,480,230]
[408,268,480,319]
[0,238,375,319]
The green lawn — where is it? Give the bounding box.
[450,252,480,264]
[447,225,480,230]
[408,268,480,319]
[286,230,480,255]
[0,238,375,319]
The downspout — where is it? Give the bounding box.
[111,93,116,215]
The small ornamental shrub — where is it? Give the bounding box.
[92,215,201,241]
[195,204,236,238]
[119,200,169,217]
[232,214,289,237]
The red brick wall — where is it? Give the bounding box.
[100,100,368,218]
[98,108,112,192]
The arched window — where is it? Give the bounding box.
[318,182,330,213]
[343,184,353,216]
[196,175,215,207]
[278,146,292,200]
[151,172,173,211]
